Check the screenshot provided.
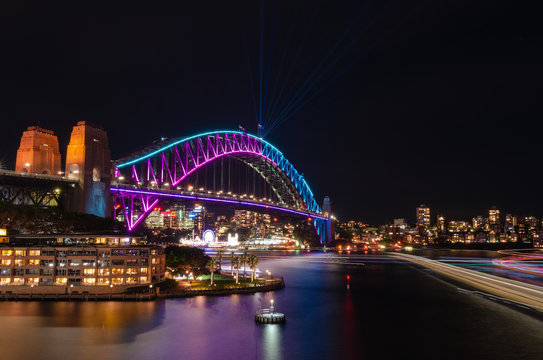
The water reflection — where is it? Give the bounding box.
[261,324,282,360]
[0,300,166,345]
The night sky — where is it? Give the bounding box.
[1,1,541,223]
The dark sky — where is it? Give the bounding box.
[1,1,541,223]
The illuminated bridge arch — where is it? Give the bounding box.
[112,131,324,231]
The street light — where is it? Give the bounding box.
[110,284,113,299]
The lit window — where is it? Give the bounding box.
[126,268,138,275]
[140,267,148,274]
[83,278,96,285]
[55,277,67,285]
[13,277,24,285]
[29,250,41,256]
[98,269,109,276]
[1,250,12,256]
[111,268,124,275]
[0,277,11,284]
[84,269,95,275]
[112,278,124,285]
[26,278,39,285]
[97,278,110,285]
[1,259,11,266]
[15,250,26,256]
[139,276,148,283]
[126,277,137,284]
[28,259,39,265]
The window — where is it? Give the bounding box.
[111,249,126,256]
[69,259,81,266]
[40,260,54,267]
[139,276,148,283]
[1,250,12,256]
[112,277,124,285]
[56,269,67,276]
[82,260,95,267]
[126,268,138,275]
[97,278,110,285]
[152,258,160,264]
[14,269,24,276]
[28,250,40,256]
[151,249,157,255]
[57,260,67,267]
[140,267,148,274]
[1,259,11,266]
[126,277,137,284]
[98,250,110,257]
[112,259,125,266]
[55,277,68,285]
[98,260,110,267]
[126,259,138,266]
[83,269,95,275]
[83,278,96,285]
[140,259,148,266]
[14,259,23,267]
[0,277,11,284]
[98,269,109,276]
[28,259,40,265]
[68,269,81,276]
[15,250,26,256]
[25,269,39,275]
[40,269,53,276]
[26,278,39,285]
[0,269,10,275]
[111,268,124,275]
[56,251,67,257]
[40,278,53,285]
[12,277,24,285]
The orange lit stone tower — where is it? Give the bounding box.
[65,121,112,217]
[15,126,62,175]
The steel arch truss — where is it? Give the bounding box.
[113,131,322,231]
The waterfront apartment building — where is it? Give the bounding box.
[0,234,165,294]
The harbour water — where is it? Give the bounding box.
[1,251,542,360]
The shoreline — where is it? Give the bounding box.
[159,278,285,298]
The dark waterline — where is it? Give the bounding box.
[1,252,542,360]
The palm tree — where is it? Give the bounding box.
[229,252,236,276]
[234,256,241,285]
[216,250,224,273]
[206,258,218,286]
[242,252,248,278]
[248,255,259,282]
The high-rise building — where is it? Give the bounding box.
[15,126,61,175]
[437,215,445,232]
[489,206,500,232]
[65,121,111,217]
[416,205,431,228]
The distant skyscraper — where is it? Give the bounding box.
[437,215,445,232]
[416,205,431,228]
[489,206,500,225]
[15,126,61,175]
[489,206,500,232]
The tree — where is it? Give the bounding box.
[206,258,218,286]
[233,256,241,285]
[216,250,224,272]
[241,252,248,277]
[165,246,210,275]
[229,252,237,276]
[293,220,321,246]
[248,255,259,282]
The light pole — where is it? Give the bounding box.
[110,284,113,299]
[30,284,34,298]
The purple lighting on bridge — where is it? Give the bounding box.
[113,187,328,232]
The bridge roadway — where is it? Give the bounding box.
[111,183,328,220]
[392,252,543,312]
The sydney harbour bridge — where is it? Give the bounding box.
[112,130,333,244]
